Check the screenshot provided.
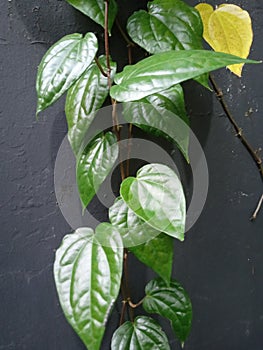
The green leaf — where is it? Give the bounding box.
[36,33,98,115]
[66,56,116,155]
[111,316,170,350]
[54,227,123,350]
[110,50,259,102]
[143,278,192,345]
[120,163,186,241]
[127,0,208,88]
[127,0,203,54]
[77,131,118,209]
[66,0,118,32]
[109,197,173,284]
[123,85,189,162]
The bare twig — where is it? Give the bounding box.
[250,194,263,221]
[209,74,263,181]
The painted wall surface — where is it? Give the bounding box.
[0,1,262,349]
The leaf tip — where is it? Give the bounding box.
[178,231,185,242]
[81,204,86,216]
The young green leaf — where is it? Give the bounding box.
[127,0,209,88]
[109,197,174,284]
[36,33,98,115]
[77,132,118,209]
[143,278,192,345]
[110,50,259,102]
[123,85,189,162]
[66,56,116,155]
[54,227,123,350]
[111,316,170,350]
[66,0,118,32]
[127,0,202,54]
[120,163,186,241]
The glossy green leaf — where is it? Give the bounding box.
[54,227,123,350]
[126,0,208,87]
[120,163,186,241]
[123,85,189,161]
[109,197,173,284]
[66,56,116,155]
[66,0,118,32]
[110,50,259,102]
[77,131,118,209]
[36,33,98,115]
[143,278,192,345]
[127,0,202,54]
[111,316,170,350]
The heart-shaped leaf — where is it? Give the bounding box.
[143,278,192,345]
[126,0,207,88]
[120,163,186,241]
[196,4,253,77]
[66,0,118,32]
[36,33,98,115]
[66,56,116,155]
[109,197,174,284]
[127,0,203,54]
[110,50,258,102]
[77,132,118,209]
[111,316,170,350]
[123,85,189,162]
[54,227,123,350]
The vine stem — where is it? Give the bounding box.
[115,17,135,48]
[119,300,127,326]
[128,297,145,309]
[94,57,107,77]
[114,18,134,177]
[104,0,125,181]
[104,0,134,326]
[209,74,263,181]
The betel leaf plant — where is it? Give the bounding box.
[36,0,259,349]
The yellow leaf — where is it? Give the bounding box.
[195,3,213,44]
[195,3,253,77]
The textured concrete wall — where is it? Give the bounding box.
[0,1,262,349]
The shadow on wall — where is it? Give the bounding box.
[13,0,100,43]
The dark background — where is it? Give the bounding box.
[1,0,263,349]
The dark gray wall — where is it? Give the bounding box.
[1,0,262,349]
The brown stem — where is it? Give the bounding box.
[94,57,107,77]
[104,2,129,326]
[128,297,145,309]
[114,20,134,178]
[128,46,133,66]
[250,194,263,221]
[104,0,111,89]
[209,74,263,181]
[115,17,135,48]
[126,123,133,177]
[104,1,125,181]
[119,300,127,326]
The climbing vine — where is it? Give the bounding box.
[36,0,259,349]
